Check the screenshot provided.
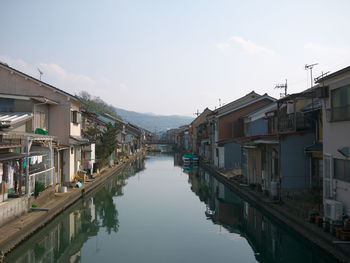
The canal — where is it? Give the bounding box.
[4,153,339,263]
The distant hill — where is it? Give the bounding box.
[114,107,193,132]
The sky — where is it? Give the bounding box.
[1,0,350,116]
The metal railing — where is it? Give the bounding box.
[29,167,55,194]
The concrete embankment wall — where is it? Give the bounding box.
[0,196,30,227]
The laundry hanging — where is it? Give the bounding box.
[7,165,14,189]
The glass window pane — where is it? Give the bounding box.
[332,85,350,121]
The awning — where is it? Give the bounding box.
[0,152,26,161]
[0,112,33,128]
[301,98,322,112]
[70,136,90,145]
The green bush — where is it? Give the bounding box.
[35,181,45,197]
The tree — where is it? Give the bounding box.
[76,91,121,120]
[96,123,120,167]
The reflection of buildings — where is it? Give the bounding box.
[187,168,337,263]
[5,157,146,263]
[5,197,99,263]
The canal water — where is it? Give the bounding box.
[5,154,339,263]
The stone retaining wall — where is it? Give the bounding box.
[0,196,30,226]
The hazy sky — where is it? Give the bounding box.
[1,0,350,116]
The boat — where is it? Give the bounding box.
[182,153,198,165]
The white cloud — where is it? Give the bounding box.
[0,55,96,95]
[0,55,37,76]
[39,62,95,87]
[230,36,276,56]
[119,83,128,90]
[216,42,230,50]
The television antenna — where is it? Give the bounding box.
[275,79,287,98]
[305,63,318,88]
[37,68,44,80]
[194,109,200,117]
[314,71,330,83]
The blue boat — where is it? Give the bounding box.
[182,153,198,165]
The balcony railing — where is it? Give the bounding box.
[29,167,55,194]
[278,113,312,132]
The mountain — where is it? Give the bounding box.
[114,107,193,132]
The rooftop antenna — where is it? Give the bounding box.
[219,98,222,107]
[37,68,43,81]
[275,79,287,98]
[305,63,318,88]
[194,109,200,117]
[314,71,330,84]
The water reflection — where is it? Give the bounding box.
[4,157,145,263]
[4,155,339,263]
[186,167,338,263]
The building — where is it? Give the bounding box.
[315,66,350,218]
[0,62,89,185]
[215,92,275,169]
[189,108,213,155]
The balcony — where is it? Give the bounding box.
[278,112,312,132]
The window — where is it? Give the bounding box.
[331,85,350,121]
[334,158,350,183]
[34,111,47,130]
[0,98,14,112]
[71,110,81,124]
[244,121,251,137]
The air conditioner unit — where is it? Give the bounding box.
[324,199,343,221]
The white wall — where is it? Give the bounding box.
[70,102,81,137]
[322,74,350,216]
[69,147,75,180]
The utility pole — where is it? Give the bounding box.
[275,79,288,98]
[305,63,318,88]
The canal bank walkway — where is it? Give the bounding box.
[201,161,350,263]
[0,151,145,258]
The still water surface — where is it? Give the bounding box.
[5,154,339,263]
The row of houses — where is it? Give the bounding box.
[169,65,350,225]
[0,62,154,224]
